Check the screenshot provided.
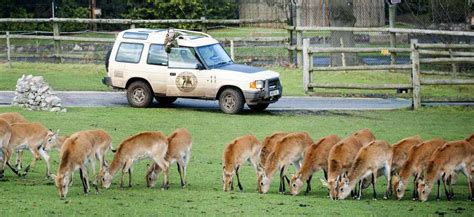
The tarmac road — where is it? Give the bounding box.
[0,91,413,111]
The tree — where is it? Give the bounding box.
[330,0,357,66]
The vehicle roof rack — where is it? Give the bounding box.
[173,29,211,38]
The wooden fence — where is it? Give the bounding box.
[302,38,474,109]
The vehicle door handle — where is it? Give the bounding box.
[170,73,176,76]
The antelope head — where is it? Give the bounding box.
[289,174,304,196]
[52,173,69,199]
[146,164,161,188]
[337,173,351,200]
[392,175,406,200]
[222,165,234,192]
[417,179,430,202]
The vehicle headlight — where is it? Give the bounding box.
[250,80,264,89]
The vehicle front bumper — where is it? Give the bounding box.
[244,78,282,105]
[102,76,112,86]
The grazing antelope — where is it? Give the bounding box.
[100,131,169,189]
[0,119,12,178]
[337,140,393,200]
[393,138,446,200]
[417,140,474,202]
[260,132,288,170]
[257,132,313,194]
[146,128,192,189]
[323,129,376,200]
[289,134,341,195]
[2,122,55,177]
[391,136,423,175]
[222,134,261,192]
[52,129,113,199]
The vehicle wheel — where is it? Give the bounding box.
[248,103,269,112]
[155,96,177,105]
[127,81,153,108]
[219,88,245,114]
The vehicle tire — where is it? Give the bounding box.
[248,103,269,112]
[155,96,177,105]
[219,88,245,114]
[127,81,153,108]
[105,49,112,72]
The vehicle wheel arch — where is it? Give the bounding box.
[126,77,153,92]
[216,85,244,100]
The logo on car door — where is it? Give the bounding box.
[176,72,198,92]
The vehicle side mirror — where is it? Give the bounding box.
[196,63,205,70]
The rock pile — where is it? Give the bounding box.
[12,75,66,112]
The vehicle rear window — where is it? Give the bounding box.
[147,44,168,66]
[115,42,143,63]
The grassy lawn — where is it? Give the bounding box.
[1,62,473,101]
[0,106,473,216]
[0,62,109,91]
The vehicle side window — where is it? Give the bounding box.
[147,44,168,66]
[168,48,200,69]
[115,42,144,63]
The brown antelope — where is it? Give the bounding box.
[260,132,288,169]
[337,140,393,200]
[257,132,313,194]
[0,112,27,170]
[391,136,423,175]
[2,122,57,177]
[0,119,12,178]
[323,129,376,200]
[100,131,169,189]
[417,140,474,202]
[289,134,341,195]
[52,129,113,199]
[222,134,261,192]
[393,138,446,200]
[145,128,192,189]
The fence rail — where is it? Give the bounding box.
[303,38,474,109]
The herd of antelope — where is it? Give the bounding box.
[0,112,192,199]
[1,111,472,202]
[222,129,474,202]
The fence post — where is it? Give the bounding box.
[6,31,11,67]
[201,17,207,33]
[288,26,294,65]
[53,21,62,63]
[411,39,421,109]
[449,49,457,76]
[230,40,235,61]
[303,38,310,92]
[389,4,397,65]
[296,2,302,67]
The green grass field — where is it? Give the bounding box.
[0,106,473,216]
[1,62,473,101]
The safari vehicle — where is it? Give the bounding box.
[102,28,282,114]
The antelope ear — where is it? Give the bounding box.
[320,178,328,187]
[341,172,347,179]
[336,175,341,182]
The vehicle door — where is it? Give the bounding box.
[141,44,168,95]
[166,47,213,97]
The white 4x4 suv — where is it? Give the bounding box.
[103,28,282,114]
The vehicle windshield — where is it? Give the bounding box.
[196,44,232,68]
